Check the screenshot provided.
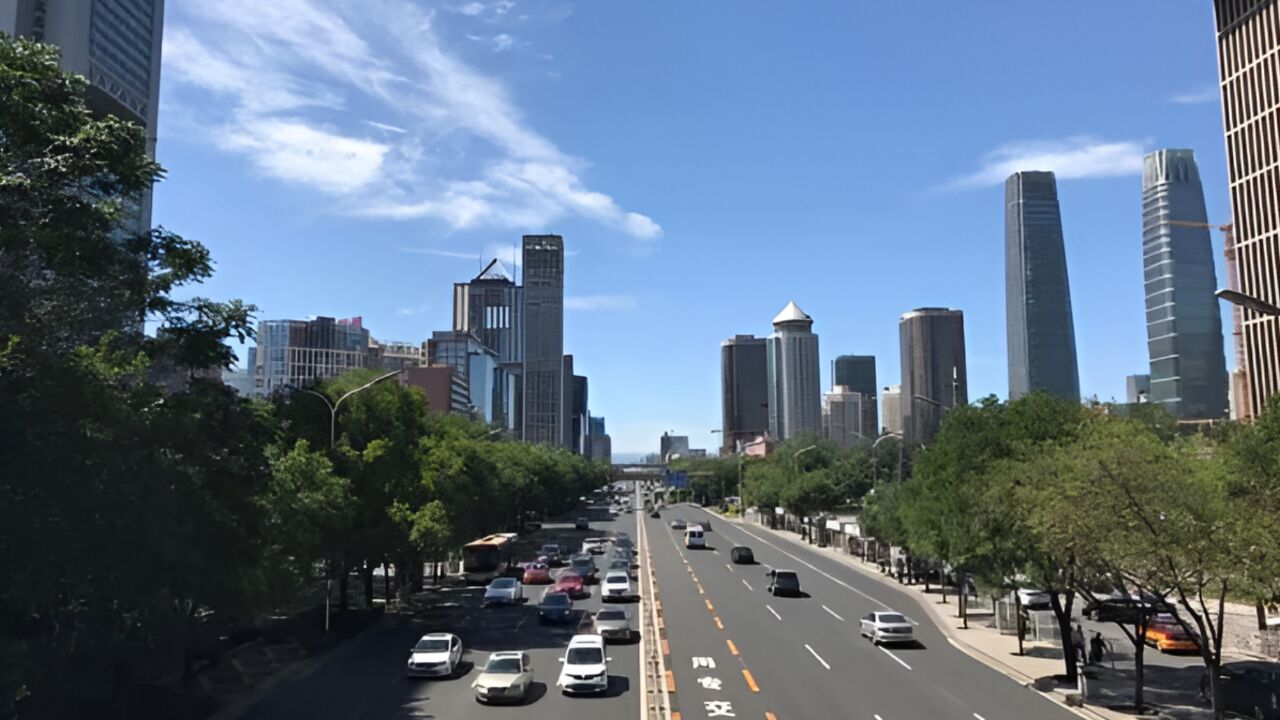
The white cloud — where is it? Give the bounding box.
[395,246,485,260]
[163,0,660,243]
[565,295,637,311]
[944,137,1146,191]
[1169,87,1218,105]
[397,303,431,316]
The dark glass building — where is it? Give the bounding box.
[522,235,565,446]
[721,335,770,453]
[1141,149,1228,419]
[1005,171,1080,401]
[899,308,968,446]
[832,355,878,438]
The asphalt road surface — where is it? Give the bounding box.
[650,504,1081,720]
[241,491,642,720]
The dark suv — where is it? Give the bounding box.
[766,569,801,596]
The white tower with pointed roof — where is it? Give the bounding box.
[767,301,821,440]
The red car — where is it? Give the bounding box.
[522,563,552,585]
[552,572,587,599]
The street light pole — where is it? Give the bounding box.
[1217,288,1280,316]
[299,369,404,448]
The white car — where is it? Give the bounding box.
[406,632,462,677]
[581,537,609,555]
[483,577,523,606]
[557,634,610,695]
[592,608,634,641]
[860,611,915,645]
[601,570,632,601]
[472,651,533,704]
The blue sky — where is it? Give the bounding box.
[154,1,1231,456]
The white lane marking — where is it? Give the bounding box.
[973,715,987,720]
[766,604,781,621]
[875,716,885,720]
[729,524,894,611]
[803,643,831,670]
[742,578,754,592]
[821,604,845,621]
[879,646,912,670]
[725,563,734,572]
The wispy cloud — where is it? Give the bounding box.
[1169,87,1218,105]
[163,0,661,245]
[565,295,637,311]
[395,246,485,260]
[397,303,431,316]
[943,136,1146,191]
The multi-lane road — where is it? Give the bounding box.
[649,504,1080,720]
[239,494,641,720]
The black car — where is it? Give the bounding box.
[766,569,801,596]
[574,517,589,531]
[730,546,755,564]
[1211,661,1280,720]
[539,591,574,624]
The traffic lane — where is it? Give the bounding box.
[662,518,954,720]
[694,508,1079,719]
[242,511,638,720]
[645,515,772,720]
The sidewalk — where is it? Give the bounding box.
[723,511,1219,720]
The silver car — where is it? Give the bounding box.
[472,651,533,704]
[483,577,524,607]
[860,611,915,645]
[406,632,462,677]
[592,608,634,641]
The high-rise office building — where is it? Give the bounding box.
[721,335,770,453]
[367,338,424,371]
[251,317,370,397]
[568,370,588,456]
[822,386,865,448]
[881,385,902,435]
[2,0,165,235]
[899,308,968,445]
[587,416,611,463]
[833,355,878,438]
[1005,171,1080,401]
[522,235,565,446]
[426,330,500,422]
[1126,373,1152,404]
[453,257,524,432]
[1214,1,1280,418]
[767,301,822,440]
[1141,150,1229,419]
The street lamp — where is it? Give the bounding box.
[871,432,903,484]
[297,369,404,448]
[1216,288,1280,316]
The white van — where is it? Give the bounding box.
[684,525,706,549]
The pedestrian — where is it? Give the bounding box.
[1089,632,1106,665]
[1072,623,1087,665]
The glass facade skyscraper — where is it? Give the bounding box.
[252,316,370,397]
[899,308,968,446]
[720,335,770,453]
[1005,171,1080,401]
[1141,149,1228,419]
[832,355,878,437]
[522,235,566,447]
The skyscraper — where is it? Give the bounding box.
[453,258,524,432]
[833,355,878,438]
[899,308,968,445]
[522,235,565,446]
[251,316,370,397]
[1214,1,1280,418]
[1141,150,1229,419]
[767,301,822,440]
[881,385,902,435]
[427,330,500,422]
[721,335,770,453]
[822,386,864,448]
[3,0,165,235]
[1005,171,1080,401]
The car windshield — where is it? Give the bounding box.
[490,578,516,589]
[597,610,626,621]
[606,573,627,583]
[415,638,449,652]
[572,557,592,566]
[566,647,603,664]
[485,657,522,674]
[610,560,628,568]
[543,593,570,606]
[879,613,908,624]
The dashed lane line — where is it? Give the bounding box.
[727,639,739,656]
[728,523,893,611]
[973,715,987,720]
[742,668,760,693]
[741,578,754,592]
[725,563,734,572]
[821,604,845,622]
[766,605,781,621]
[714,617,724,630]
[879,646,913,671]
[803,643,831,670]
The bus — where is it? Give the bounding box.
[462,533,518,585]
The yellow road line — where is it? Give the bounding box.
[705,598,714,611]
[714,617,724,630]
[727,639,739,656]
[742,668,760,692]
[765,712,778,720]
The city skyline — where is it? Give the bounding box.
[153,2,1241,454]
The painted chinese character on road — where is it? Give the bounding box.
[692,656,716,669]
[704,700,735,717]
[697,676,723,690]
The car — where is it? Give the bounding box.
[684,525,706,549]
[699,518,711,531]
[607,558,632,577]
[406,632,463,678]
[568,554,598,583]
[1014,588,1052,610]
[614,532,632,546]
[765,568,801,596]
[552,573,588,599]
[539,590,575,624]
[582,537,609,555]
[1208,661,1280,720]
[483,577,524,606]
[860,611,915,645]
[670,518,687,530]
[622,505,633,514]
[472,651,534,705]
[730,546,755,564]
[593,608,635,641]
[557,634,610,695]
[1144,617,1200,653]
[601,570,632,601]
[540,543,565,566]
[522,562,552,585]
[650,509,661,519]
[575,517,589,531]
